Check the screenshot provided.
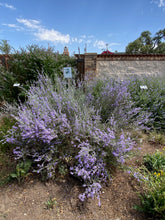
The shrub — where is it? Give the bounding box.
[130,149,165,218]
[3,74,134,204]
[86,78,150,131]
[143,150,165,172]
[9,45,76,83]
[0,66,25,103]
[128,75,165,131]
[0,44,76,103]
[134,168,165,219]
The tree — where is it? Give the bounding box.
[9,44,76,84]
[125,29,165,54]
[0,40,12,54]
[0,44,76,103]
[125,39,142,54]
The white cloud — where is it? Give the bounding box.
[93,40,120,50]
[80,35,86,38]
[35,29,70,44]
[109,42,120,47]
[16,18,40,29]
[6,24,18,28]
[88,35,94,39]
[2,23,23,31]
[93,40,107,49]
[152,0,165,8]
[71,37,78,42]
[4,3,16,10]
[71,35,95,44]
[5,17,120,52]
[16,18,70,44]
[158,0,165,7]
[78,39,84,43]
[86,39,92,44]
[0,3,16,10]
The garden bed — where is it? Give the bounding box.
[0,73,165,220]
[0,141,163,220]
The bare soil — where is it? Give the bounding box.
[0,142,164,220]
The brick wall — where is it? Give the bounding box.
[75,53,165,80]
[84,53,97,80]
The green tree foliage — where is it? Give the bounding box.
[0,67,22,103]
[126,29,165,54]
[9,44,76,84]
[0,44,76,103]
[0,40,12,54]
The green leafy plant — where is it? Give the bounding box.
[134,168,165,219]
[143,150,165,172]
[91,79,104,99]
[0,152,16,186]
[0,211,7,219]
[44,197,57,210]
[0,66,26,103]
[0,115,17,185]
[128,75,165,131]
[131,149,165,219]
[0,115,16,153]
[10,160,32,184]
[58,163,68,177]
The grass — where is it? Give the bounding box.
[148,130,165,145]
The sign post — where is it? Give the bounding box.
[63,67,72,79]
[63,67,72,87]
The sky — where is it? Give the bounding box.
[0,0,165,55]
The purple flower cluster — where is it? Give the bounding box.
[112,133,134,164]
[79,182,102,206]
[70,140,107,205]
[70,141,108,179]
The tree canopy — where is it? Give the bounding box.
[0,40,12,54]
[125,29,165,54]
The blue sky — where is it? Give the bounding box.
[0,0,165,55]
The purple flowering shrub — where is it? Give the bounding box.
[4,74,88,178]
[86,78,150,131]
[4,74,135,204]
